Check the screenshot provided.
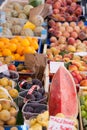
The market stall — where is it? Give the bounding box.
[0,0,87,130]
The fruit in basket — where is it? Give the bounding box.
[21,28,34,36]
[13,3,23,11]
[10,127,18,130]
[11,25,22,35]
[18,13,27,19]
[12,10,18,17]
[31,15,44,26]
[8,89,18,98]
[0,77,9,86]
[0,110,11,121]
[24,5,33,15]
[2,28,12,36]
[9,107,17,117]
[1,100,11,110]
[6,116,16,125]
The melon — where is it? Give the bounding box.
[49,66,78,118]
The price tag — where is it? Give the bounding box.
[50,62,64,73]
[48,116,74,130]
[74,52,87,56]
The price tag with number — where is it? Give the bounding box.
[50,61,64,73]
[48,116,74,130]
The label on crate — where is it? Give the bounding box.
[48,116,74,130]
[50,61,64,73]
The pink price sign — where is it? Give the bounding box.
[48,116,75,130]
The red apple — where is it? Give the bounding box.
[8,64,16,71]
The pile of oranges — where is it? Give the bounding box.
[0,36,39,61]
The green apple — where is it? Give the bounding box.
[81,110,87,118]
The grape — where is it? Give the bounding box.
[34,91,43,100]
[24,106,34,113]
[38,88,45,95]
[32,79,42,88]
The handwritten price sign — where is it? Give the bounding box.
[48,116,74,130]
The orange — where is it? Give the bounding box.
[26,36,33,45]
[31,41,39,50]
[16,46,24,55]
[24,47,36,54]
[0,52,2,56]
[9,43,17,52]
[0,41,4,48]
[20,56,24,61]
[14,54,20,60]
[2,49,12,56]
[21,38,30,47]
[10,54,15,60]
[0,38,9,44]
[10,38,18,44]
[14,36,21,41]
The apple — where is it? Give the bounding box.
[68,37,75,45]
[8,64,16,71]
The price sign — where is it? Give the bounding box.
[50,61,64,73]
[48,116,74,130]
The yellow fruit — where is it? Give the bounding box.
[0,104,2,111]
[2,49,12,56]
[9,89,18,98]
[21,38,30,47]
[10,127,18,130]
[8,79,13,86]
[24,47,35,54]
[29,118,37,127]
[14,54,20,60]
[31,41,39,50]
[4,86,12,91]
[11,54,15,60]
[0,42,4,48]
[9,43,17,52]
[23,21,36,30]
[20,56,25,61]
[10,38,18,44]
[16,46,24,55]
[9,107,17,117]
[67,45,76,52]
[0,110,11,121]
[14,36,21,41]
[6,116,16,125]
[0,77,9,86]
[1,100,11,110]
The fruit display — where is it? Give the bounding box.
[46,0,82,22]
[80,93,87,130]
[0,37,39,61]
[22,102,47,120]
[49,66,78,117]
[3,2,34,20]
[29,110,49,130]
[0,77,18,99]
[48,20,87,52]
[0,99,18,126]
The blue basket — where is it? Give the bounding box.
[4,125,28,130]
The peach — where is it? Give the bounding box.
[70,22,76,28]
[75,7,82,16]
[58,36,66,44]
[80,79,87,86]
[72,61,81,68]
[48,20,56,27]
[53,2,61,9]
[59,26,65,32]
[78,32,87,40]
[78,21,84,28]
[56,22,62,27]
[71,2,77,11]
[83,26,87,33]
[53,9,59,14]
[67,45,76,52]
[68,64,78,71]
[74,26,80,33]
[79,66,86,71]
[70,31,78,39]
[58,16,66,22]
[66,0,72,5]
[63,57,70,62]
[51,47,60,55]
[50,36,58,43]
[63,22,69,27]
[50,42,58,47]
[56,31,62,37]
[63,32,70,38]
[66,16,73,22]
[66,26,73,33]
[54,55,62,61]
[76,74,83,83]
[68,37,75,45]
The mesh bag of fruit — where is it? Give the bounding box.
[0,98,19,126]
